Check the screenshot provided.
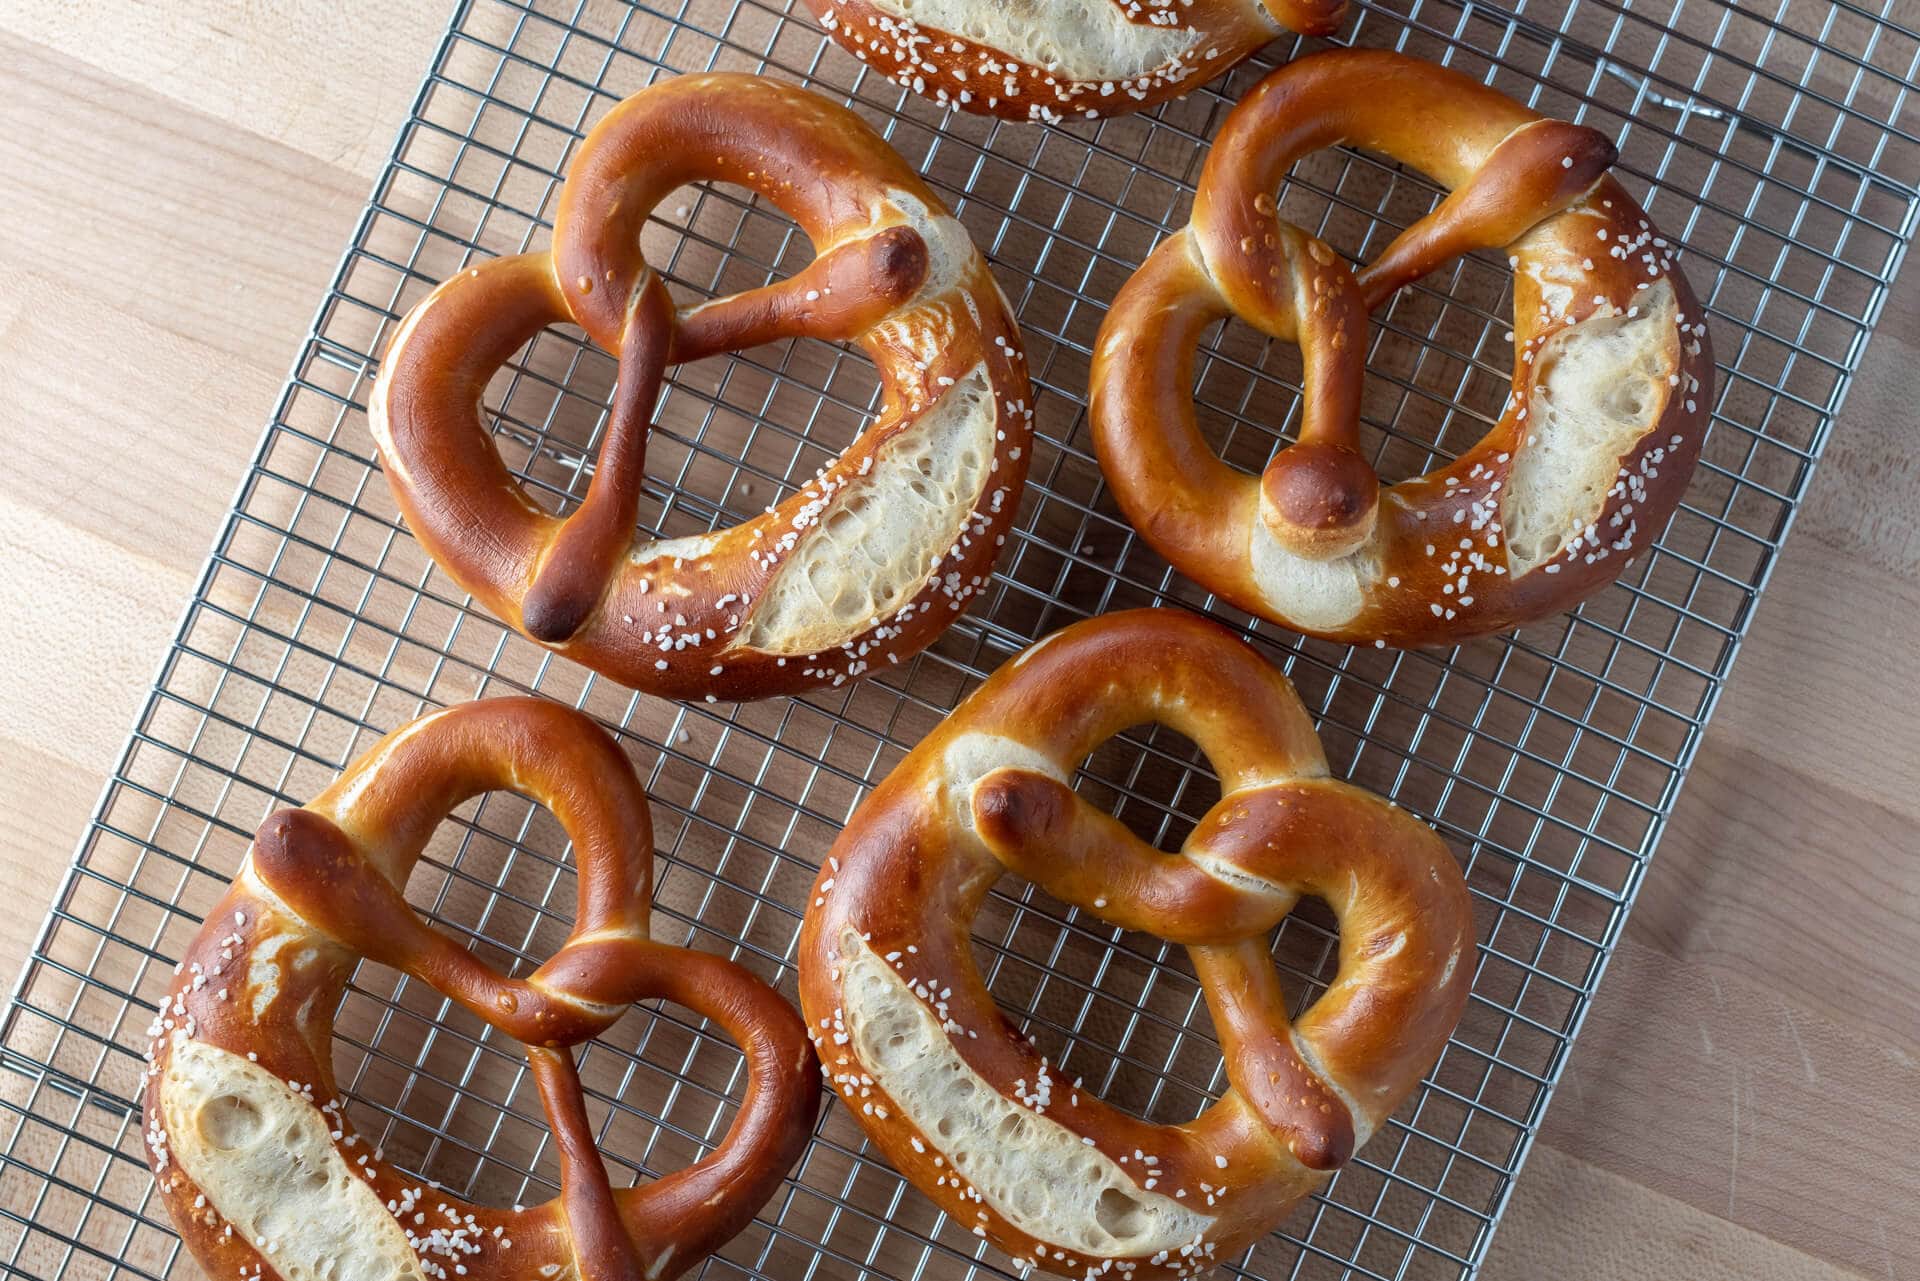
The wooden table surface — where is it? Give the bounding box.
[2,4,1915,1278]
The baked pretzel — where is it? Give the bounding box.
[141,698,820,1281]
[372,73,1032,701]
[804,0,1346,122]
[797,610,1473,1278]
[1091,50,1714,646]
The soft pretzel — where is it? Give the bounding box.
[804,0,1346,122]
[141,698,820,1281]
[796,610,1473,1278]
[372,73,1032,701]
[1091,50,1714,646]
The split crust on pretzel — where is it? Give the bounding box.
[803,0,1346,122]
[140,698,820,1281]
[796,610,1474,1279]
[372,73,1032,702]
[1091,49,1715,646]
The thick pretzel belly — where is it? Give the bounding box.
[800,0,1345,121]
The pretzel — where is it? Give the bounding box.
[803,0,1346,122]
[796,610,1473,1278]
[141,698,820,1281]
[1091,50,1714,646]
[372,73,1032,702]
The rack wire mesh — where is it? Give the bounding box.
[3,0,1917,1277]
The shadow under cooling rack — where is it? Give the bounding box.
[2,1,1916,1279]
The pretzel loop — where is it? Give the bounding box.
[374,73,1032,700]
[1093,50,1714,645]
[798,611,1474,1279]
[547,80,938,359]
[143,699,819,1281]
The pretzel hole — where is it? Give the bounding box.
[663,182,819,310]
[1372,255,1524,476]
[1353,165,1527,466]
[467,310,609,510]
[1269,894,1343,1005]
[1194,314,1311,477]
[578,1001,756,1177]
[1076,726,1216,851]
[337,981,758,1211]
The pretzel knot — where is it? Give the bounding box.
[797,611,1473,1279]
[141,699,819,1281]
[372,73,1032,701]
[1092,50,1715,646]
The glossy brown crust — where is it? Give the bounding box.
[372,73,1032,702]
[802,0,1344,121]
[140,698,820,1281]
[796,610,1474,1278]
[1091,49,1715,646]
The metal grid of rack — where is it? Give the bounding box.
[3,0,1915,1277]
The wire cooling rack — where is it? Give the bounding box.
[4,1,1916,1278]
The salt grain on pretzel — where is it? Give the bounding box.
[141,698,819,1281]
[373,74,1031,701]
[797,610,1474,1278]
[1091,50,1715,645]
[803,0,1347,121]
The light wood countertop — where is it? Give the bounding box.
[1,4,1914,1278]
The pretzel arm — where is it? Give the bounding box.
[1356,119,1616,310]
[305,699,655,901]
[672,223,929,364]
[1190,940,1355,1171]
[531,1047,650,1281]
[551,75,925,349]
[251,807,632,1045]
[1256,226,1375,559]
[970,767,1296,944]
[523,272,674,644]
[370,253,568,624]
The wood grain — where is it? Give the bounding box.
[1491,1144,1877,1281]
[0,0,448,180]
[0,25,383,974]
[1,5,1915,1280]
